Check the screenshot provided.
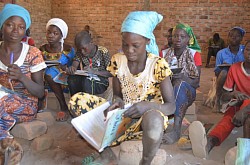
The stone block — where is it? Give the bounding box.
[36,111,55,126]
[11,120,47,140]
[31,134,54,151]
[184,114,197,123]
[118,140,166,165]
[186,102,197,115]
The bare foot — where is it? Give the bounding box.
[162,129,181,144]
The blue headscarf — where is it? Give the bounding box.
[121,11,163,55]
[0,4,31,30]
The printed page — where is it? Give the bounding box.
[100,104,132,151]
[74,70,89,76]
[71,101,111,152]
[45,60,60,66]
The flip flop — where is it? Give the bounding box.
[56,111,68,122]
[189,121,208,159]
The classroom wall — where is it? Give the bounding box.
[1,0,250,62]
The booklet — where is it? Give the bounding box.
[45,60,60,67]
[74,70,100,81]
[71,102,132,152]
[74,70,89,76]
[53,72,68,85]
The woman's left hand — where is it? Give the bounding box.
[123,101,149,118]
[7,64,24,81]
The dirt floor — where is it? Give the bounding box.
[17,63,242,165]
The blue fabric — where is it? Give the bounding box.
[0,93,36,140]
[121,11,163,55]
[174,81,196,116]
[214,45,245,74]
[45,47,75,79]
[0,4,31,30]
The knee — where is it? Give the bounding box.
[142,112,164,142]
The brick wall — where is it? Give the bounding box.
[51,0,250,62]
[0,0,51,47]
[1,0,250,63]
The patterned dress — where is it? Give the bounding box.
[106,52,172,144]
[0,43,47,140]
[163,47,201,117]
[68,53,172,145]
[41,47,75,80]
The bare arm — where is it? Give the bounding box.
[105,76,124,116]
[221,89,250,104]
[8,64,45,99]
[124,76,176,118]
[66,60,80,75]
[185,66,201,89]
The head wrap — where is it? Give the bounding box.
[230,26,246,37]
[121,11,163,55]
[46,18,68,52]
[174,23,201,53]
[0,4,31,30]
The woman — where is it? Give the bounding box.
[40,18,75,121]
[161,23,202,144]
[0,4,47,164]
[70,11,175,165]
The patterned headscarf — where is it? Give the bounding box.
[174,23,201,53]
[46,18,68,52]
[0,4,31,30]
[121,11,163,55]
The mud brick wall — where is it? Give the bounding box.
[1,0,250,63]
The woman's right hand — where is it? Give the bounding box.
[104,98,125,117]
[66,66,77,75]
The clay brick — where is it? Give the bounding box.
[210,0,220,2]
[31,134,54,151]
[36,112,55,126]
[119,140,166,165]
[11,120,47,140]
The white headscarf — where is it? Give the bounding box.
[46,18,68,51]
